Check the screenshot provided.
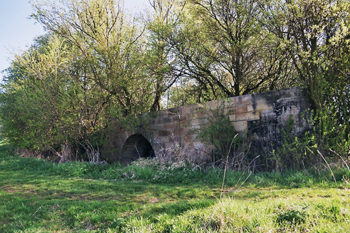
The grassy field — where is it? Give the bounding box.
[1,141,350,232]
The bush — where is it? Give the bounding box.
[196,105,250,170]
[270,108,350,172]
[275,205,308,226]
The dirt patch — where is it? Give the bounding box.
[149,197,160,203]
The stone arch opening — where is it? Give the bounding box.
[121,133,155,164]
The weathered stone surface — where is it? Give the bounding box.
[235,112,260,121]
[235,95,252,105]
[252,102,274,112]
[150,124,167,131]
[189,118,208,127]
[101,87,311,164]
[232,121,248,132]
[157,130,171,137]
[232,106,248,114]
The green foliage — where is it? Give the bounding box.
[172,0,290,99]
[260,0,350,170]
[0,35,80,150]
[196,103,249,169]
[266,0,350,109]
[275,205,308,226]
[143,0,185,111]
[164,81,206,109]
[270,115,314,171]
[272,109,350,171]
[1,142,350,232]
[1,0,350,168]
[0,0,156,157]
[196,108,237,158]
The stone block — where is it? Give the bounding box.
[192,111,208,119]
[163,117,173,124]
[154,110,168,118]
[234,95,252,106]
[276,97,300,106]
[157,130,171,137]
[180,121,191,128]
[181,127,197,134]
[172,127,181,137]
[149,124,166,131]
[247,105,254,112]
[170,114,180,121]
[232,105,248,114]
[149,118,157,125]
[179,115,189,121]
[255,102,273,112]
[187,125,202,135]
[159,135,170,144]
[235,112,260,121]
[232,121,248,132]
[182,134,194,144]
[153,117,163,125]
[163,123,179,130]
[222,107,232,115]
[186,126,200,134]
[260,110,278,124]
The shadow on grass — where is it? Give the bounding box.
[0,140,346,231]
[0,154,218,232]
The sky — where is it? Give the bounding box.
[0,0,148,81]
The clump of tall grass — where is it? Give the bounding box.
[1,135,349,187]
[132,142,208,172]
[122,197,350,232]
[2,147,348,188]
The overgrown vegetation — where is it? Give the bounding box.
[195,105,251,170]
[269,111,350,172]
[1,0,350,231]
[1,141,350,232]
[0,0,349,164]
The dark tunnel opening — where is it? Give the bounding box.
[121,134,155,164]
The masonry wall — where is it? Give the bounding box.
[101,87,311,164]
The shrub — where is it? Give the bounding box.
[275,205,308,226]
[271,109,350,172]
[196,105,250,170]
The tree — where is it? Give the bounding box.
[264,0,350,155]
[143,0,185,111]
[163,79,202,108]
[264,0,350,110]
[1,35,81,151]
[167,0,290,100]
[31,0,153,115]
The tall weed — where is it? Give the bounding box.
[272,110,350,172]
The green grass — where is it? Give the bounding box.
[0,141,350,232]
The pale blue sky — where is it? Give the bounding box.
[0,0,148,81]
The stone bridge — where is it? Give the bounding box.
[101,87,310,164]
